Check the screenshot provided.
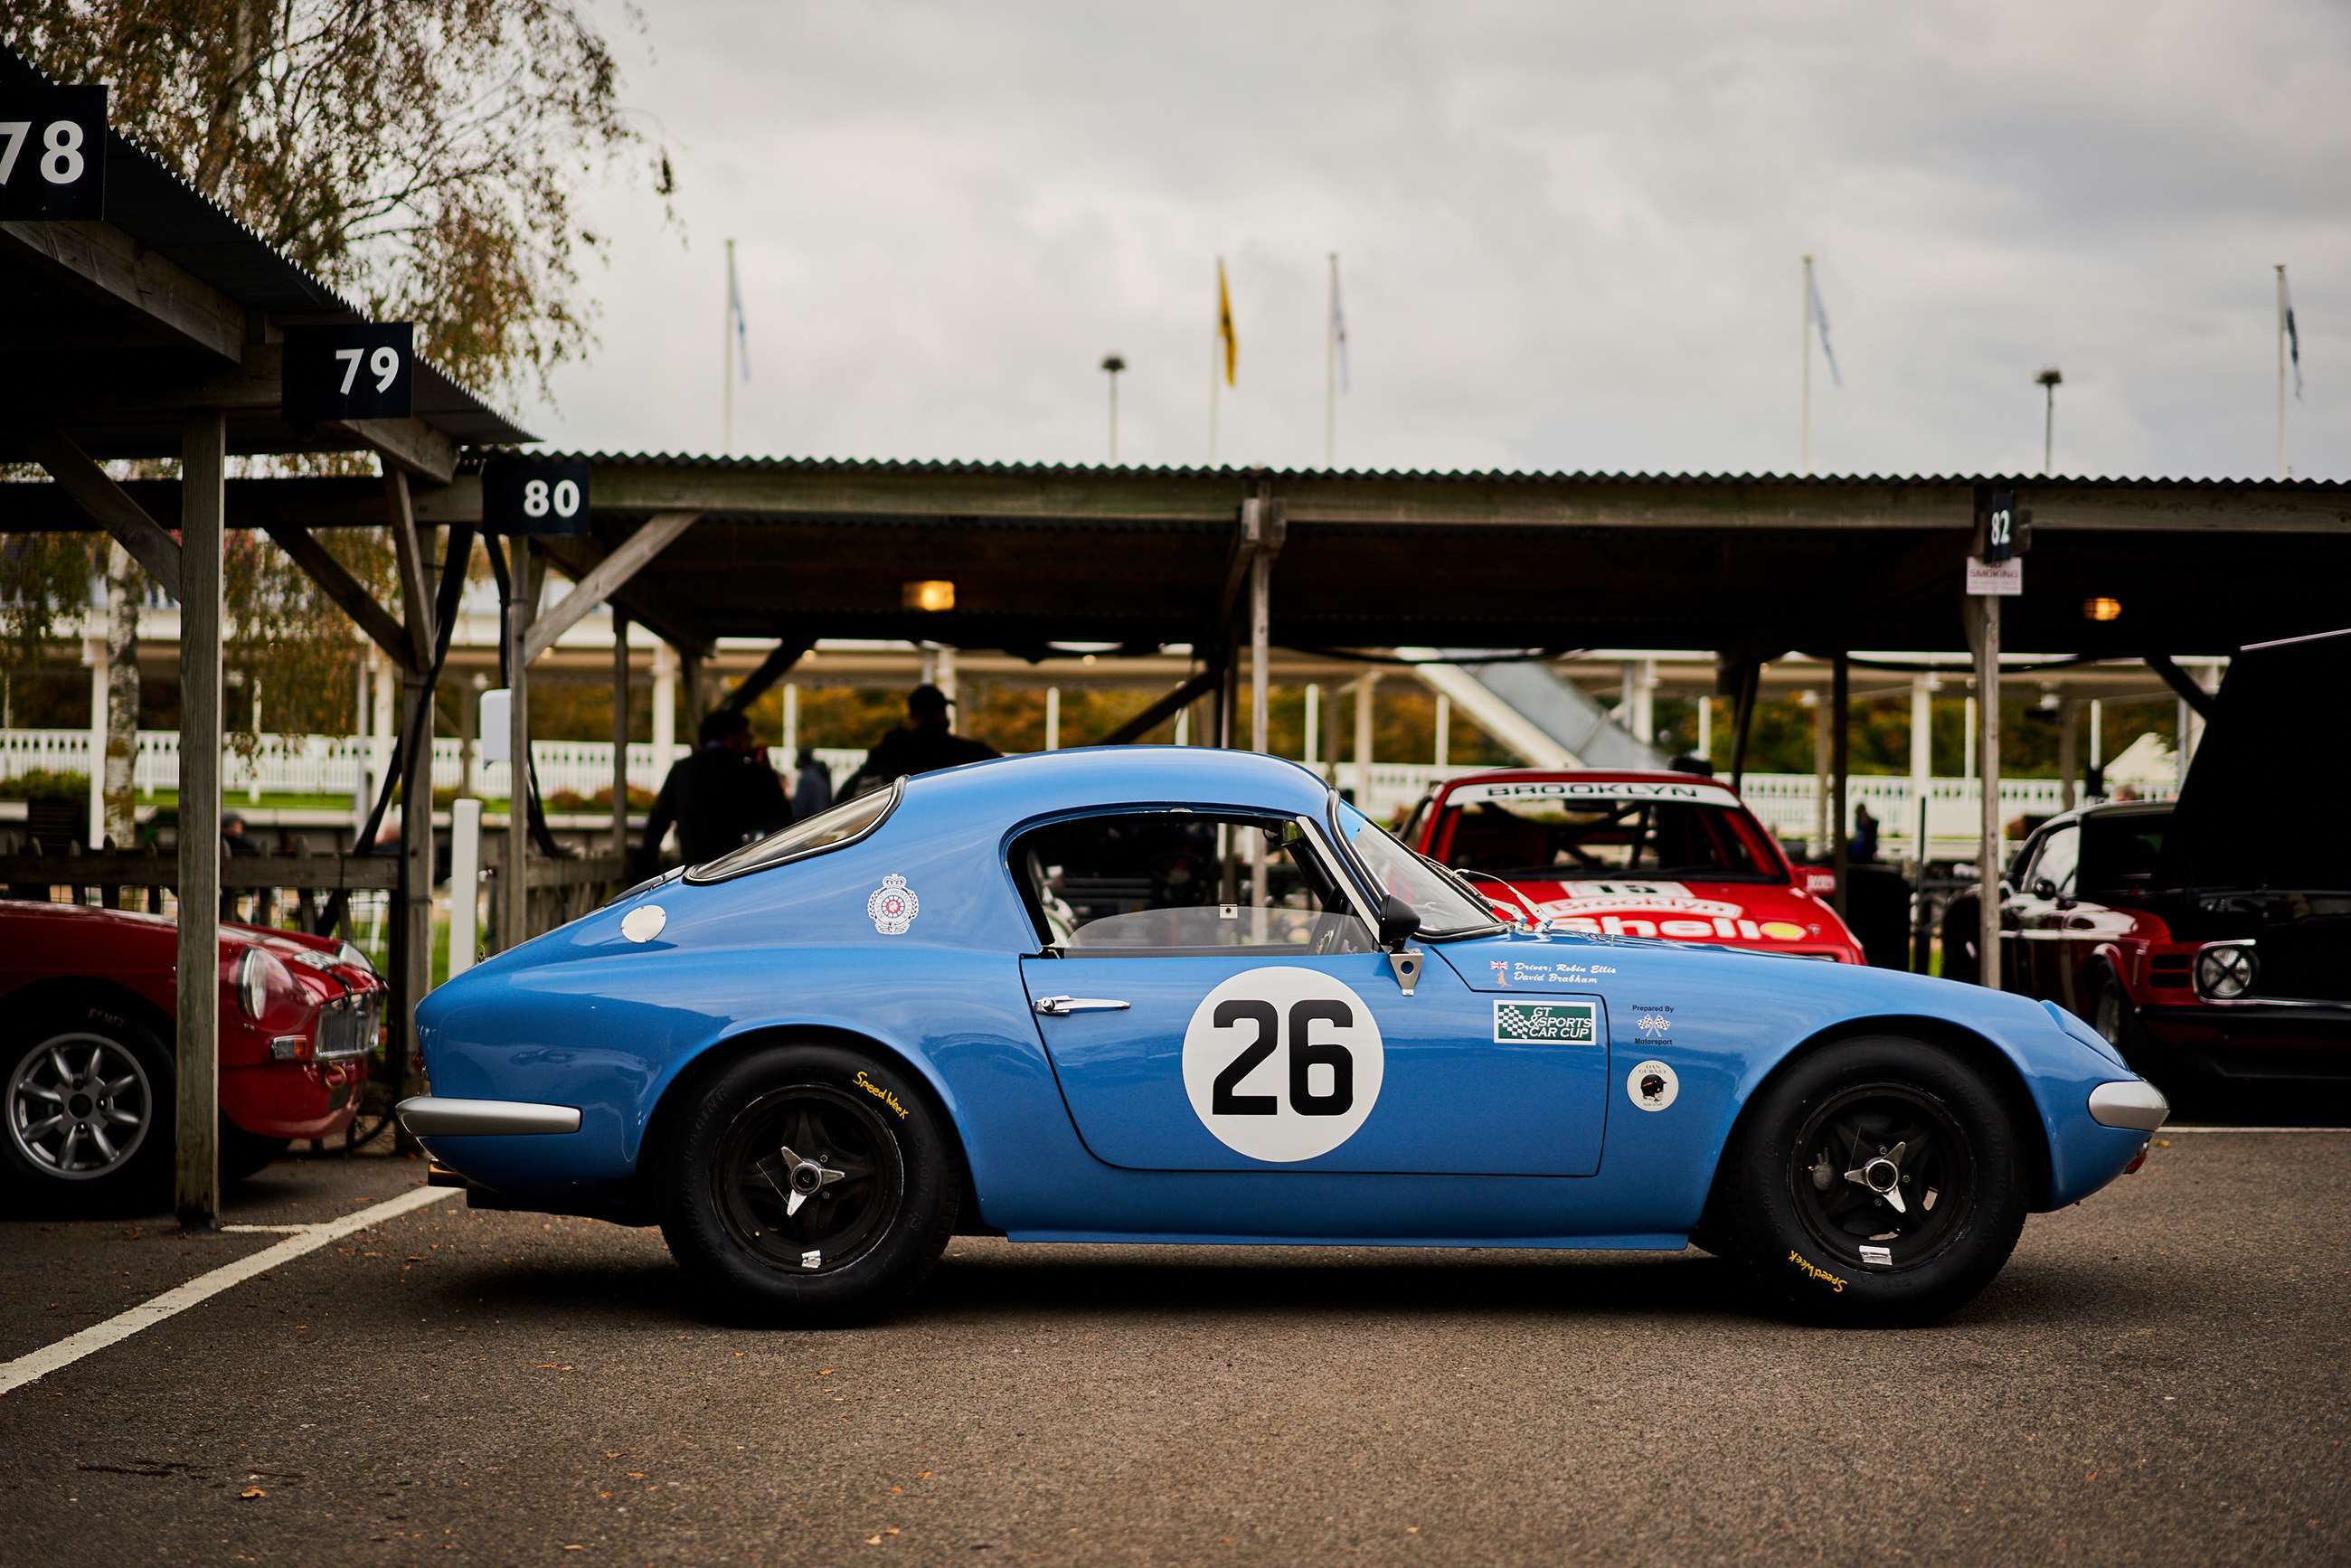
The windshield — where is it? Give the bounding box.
[1433,779,1773,882]
[1336,799,1502,937]
[686,777,900,883]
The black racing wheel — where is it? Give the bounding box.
[1,998,174,1210]
[656,1042,959,1324]
[1704,1035,2027,1325]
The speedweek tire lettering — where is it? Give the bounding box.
[1181,968,1383,1162]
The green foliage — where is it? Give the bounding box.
[0,768,90,803]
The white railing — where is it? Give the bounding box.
[0,730,2130,852]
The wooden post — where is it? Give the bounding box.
[175,411,226,1232]
[1973,595,2003,990]
[2057,696,2080,811]
[502,543,534,951]
[611,610,630,863]
[394,670,432,1091]
[1830,652,1850,920]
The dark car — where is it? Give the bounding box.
[1943,630,2351,1090]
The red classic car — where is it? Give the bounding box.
[1404,770,1867,963]
[0,902,384,1204]
[1940,628,2351,1089]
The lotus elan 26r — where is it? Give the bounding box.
[401,748,2164,1326]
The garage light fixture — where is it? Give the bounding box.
[2083,596,2122,622]
[902,580,955,612]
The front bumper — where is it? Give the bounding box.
[2139,1001,2351,1082]
[395,1096,581,1137]
[2087,1080,2171,1132]
[222,1058,365,1139]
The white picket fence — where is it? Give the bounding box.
[3,728,2127,854]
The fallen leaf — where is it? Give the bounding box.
[917,1470,933,1480]
[864,1535,883,1546]
[604,1451,622,1459]
[819,1368,835,1376]
[889,1486,904,1496]
[627,1472,645,1480]
[241,1488,267,1499]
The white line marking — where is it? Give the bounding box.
[221,1223,316,1233]
[2161,1125,2351,1134]
[0,1185,458,1397]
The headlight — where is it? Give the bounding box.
[2194,943,2257,1001]
[335,940,373,974]
[237,948,294,1021]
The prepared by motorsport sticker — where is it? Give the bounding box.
[866,873,920,936]
[1493,997,1600,1045]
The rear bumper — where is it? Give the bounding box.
[395,1095,581,1137]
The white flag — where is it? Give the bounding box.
[1808,268,1842,389]
[728,250,751,383]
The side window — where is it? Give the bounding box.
[1013,811,1377,956]
[2033,824,2080,897]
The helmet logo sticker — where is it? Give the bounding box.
[1627,1058,1679,1112]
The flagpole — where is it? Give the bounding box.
[1325,252,1339,468]
[723,237,737,455]
[1800,253,1814,476]
[1209,255,1223,466]
[2277,262,2289,479]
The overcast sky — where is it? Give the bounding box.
[526,0,2351,480]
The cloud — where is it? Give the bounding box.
[531,0,2351,479]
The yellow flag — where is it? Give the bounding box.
[1216,258,1237,387]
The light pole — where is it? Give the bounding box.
[1100,354,1127,464]
[2036,366,2063,475]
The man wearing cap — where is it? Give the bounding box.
[840,684,999,798]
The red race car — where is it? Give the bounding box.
[0,902,384,1204]
[1405,770,1867,963]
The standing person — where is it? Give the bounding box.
[791,746,833,821]
[1850,801,1879,863]
[637,709,789,875]
[840,684,998,798]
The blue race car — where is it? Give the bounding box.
[400,747,2166,1325]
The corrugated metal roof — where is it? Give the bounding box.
[3,43,532,446]
[470,449,2351,491]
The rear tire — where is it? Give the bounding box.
[1707,1035,2027,1325]
[1,1001,174,1211]
[656,1043,959,1324]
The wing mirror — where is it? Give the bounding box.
[2030,876,2058,901]
[1377,893,1421,949]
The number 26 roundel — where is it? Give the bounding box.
[1180,968,1384,1163]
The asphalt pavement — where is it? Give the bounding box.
[0,1131,2344,1564]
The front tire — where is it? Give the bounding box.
[1707,1035,2027,1325]
[656,1043,959,1324]
[1,1002,174,1210]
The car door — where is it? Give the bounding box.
[1013,807,1606,1176]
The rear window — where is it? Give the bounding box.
[2078,811,2169,896]
[1435,779,1773,882]
[685,777,901,883]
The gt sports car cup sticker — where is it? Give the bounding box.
[866,874,920,935]
[1181,967,1383,1163]
[1493,997,1600,1045]
[1626,1058,1679,1112]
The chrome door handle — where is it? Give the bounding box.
[1034,996,1130,1015]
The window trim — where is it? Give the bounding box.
[1327,789,1506,941]
[681,775,904,885]
[1008,802,1381,959]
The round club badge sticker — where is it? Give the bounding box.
[866,874,919,936]
[1181,968,1383,1163]
[1626,1058,1679,1112]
